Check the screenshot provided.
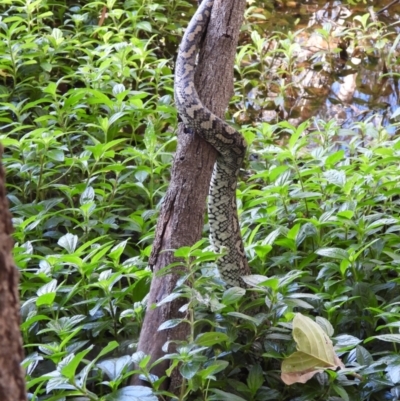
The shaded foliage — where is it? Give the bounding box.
[1,0,400,400]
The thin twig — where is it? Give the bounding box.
[376,0,400,15]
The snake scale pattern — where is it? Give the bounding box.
[174,0,250,287]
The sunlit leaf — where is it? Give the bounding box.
[281,314,344,385]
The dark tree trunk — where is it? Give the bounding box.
[0,146,27,401]
[132,0,246,394]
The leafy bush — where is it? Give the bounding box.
[1,0,400,400]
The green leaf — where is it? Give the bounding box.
[315,247,349,260]
[58,233,78,253]
[98,355,132,381]
[196,332,230,347]
[386,363,400,384]
[174,246,191,258]
[36,279,57,306]
[287,223,300,240]
[332,384,349,401]
[105,385,158,401]
[316,316,334,337]
[241,274,271,287]
[325,150,344,167]
[180,361,201,379]
[254,244,272,260]
[109,240,128,262]
[209,389,248,401]
[198,360,229,379]
[258,277,279,291]
[61,346,93,379]
[136,21,153,32]
[247,364,263,395]
[156,292,187,307]
[337,210,354,219]
[21,314,51,330]
[334,334,362,349]
[354,13,369,29]
[36,292,56,307]
[222,287,246,305]
[158,319,184,331]
[355,345,373,365]
[47,149,64,161]
[323,169,346,187]
[227,312,260,326]
[366,334,400,344]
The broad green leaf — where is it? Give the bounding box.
[356,345,373,366]
[198,360,229,379]
[180,361,201,379]
[21,314,51,330]
[241,274,270,287]
[254,244,272,260]
[46,376,74,393]
[136,21,153,32]
[316,247,349,260]
[131,351,146,365]
[386,363,400,384]
[325,150,344,167]
[158,319,183,331]
[36,292,56,307]
[209,389,248,401]
[97,341,120,360]
[333,384,349,401]
[109,240,128,262]
[196,332,230,347]
[287,223,300,240]
[58,233,78,253]
[112,83,126,96]
[354,13,369,29]
[80,186,95,205]
[97,355,132,381]
[37,279,57,296]
[337,210,354,219]
[334,334,362,349]
[174,246,191,258]
[227,312,260,326]
[316,316,334,337]
[47,149,64,162]
[247,364,263,395]
[323,169,346,187]
[366,334,400,344]
[222,287,246,305]
[105,385,158,401]
[156,292,187,307]
[61,346,93,379]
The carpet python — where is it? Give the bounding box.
[174,0,251,287]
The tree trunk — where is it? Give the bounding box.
[132,0,246,393]
[0,146,27,401]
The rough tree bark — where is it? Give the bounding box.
[132,0,246,393]
[0,146,27,401]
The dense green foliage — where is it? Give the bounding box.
[1,0,400,400]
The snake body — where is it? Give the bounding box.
[174,0,250,287]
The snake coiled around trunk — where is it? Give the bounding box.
[174,0,250,287]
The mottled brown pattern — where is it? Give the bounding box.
[133,0,246,392]
[0,145,27,401]
[174,0,251,286]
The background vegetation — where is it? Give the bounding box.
[1,0,400,400]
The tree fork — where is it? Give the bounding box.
[132,0,246,393]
